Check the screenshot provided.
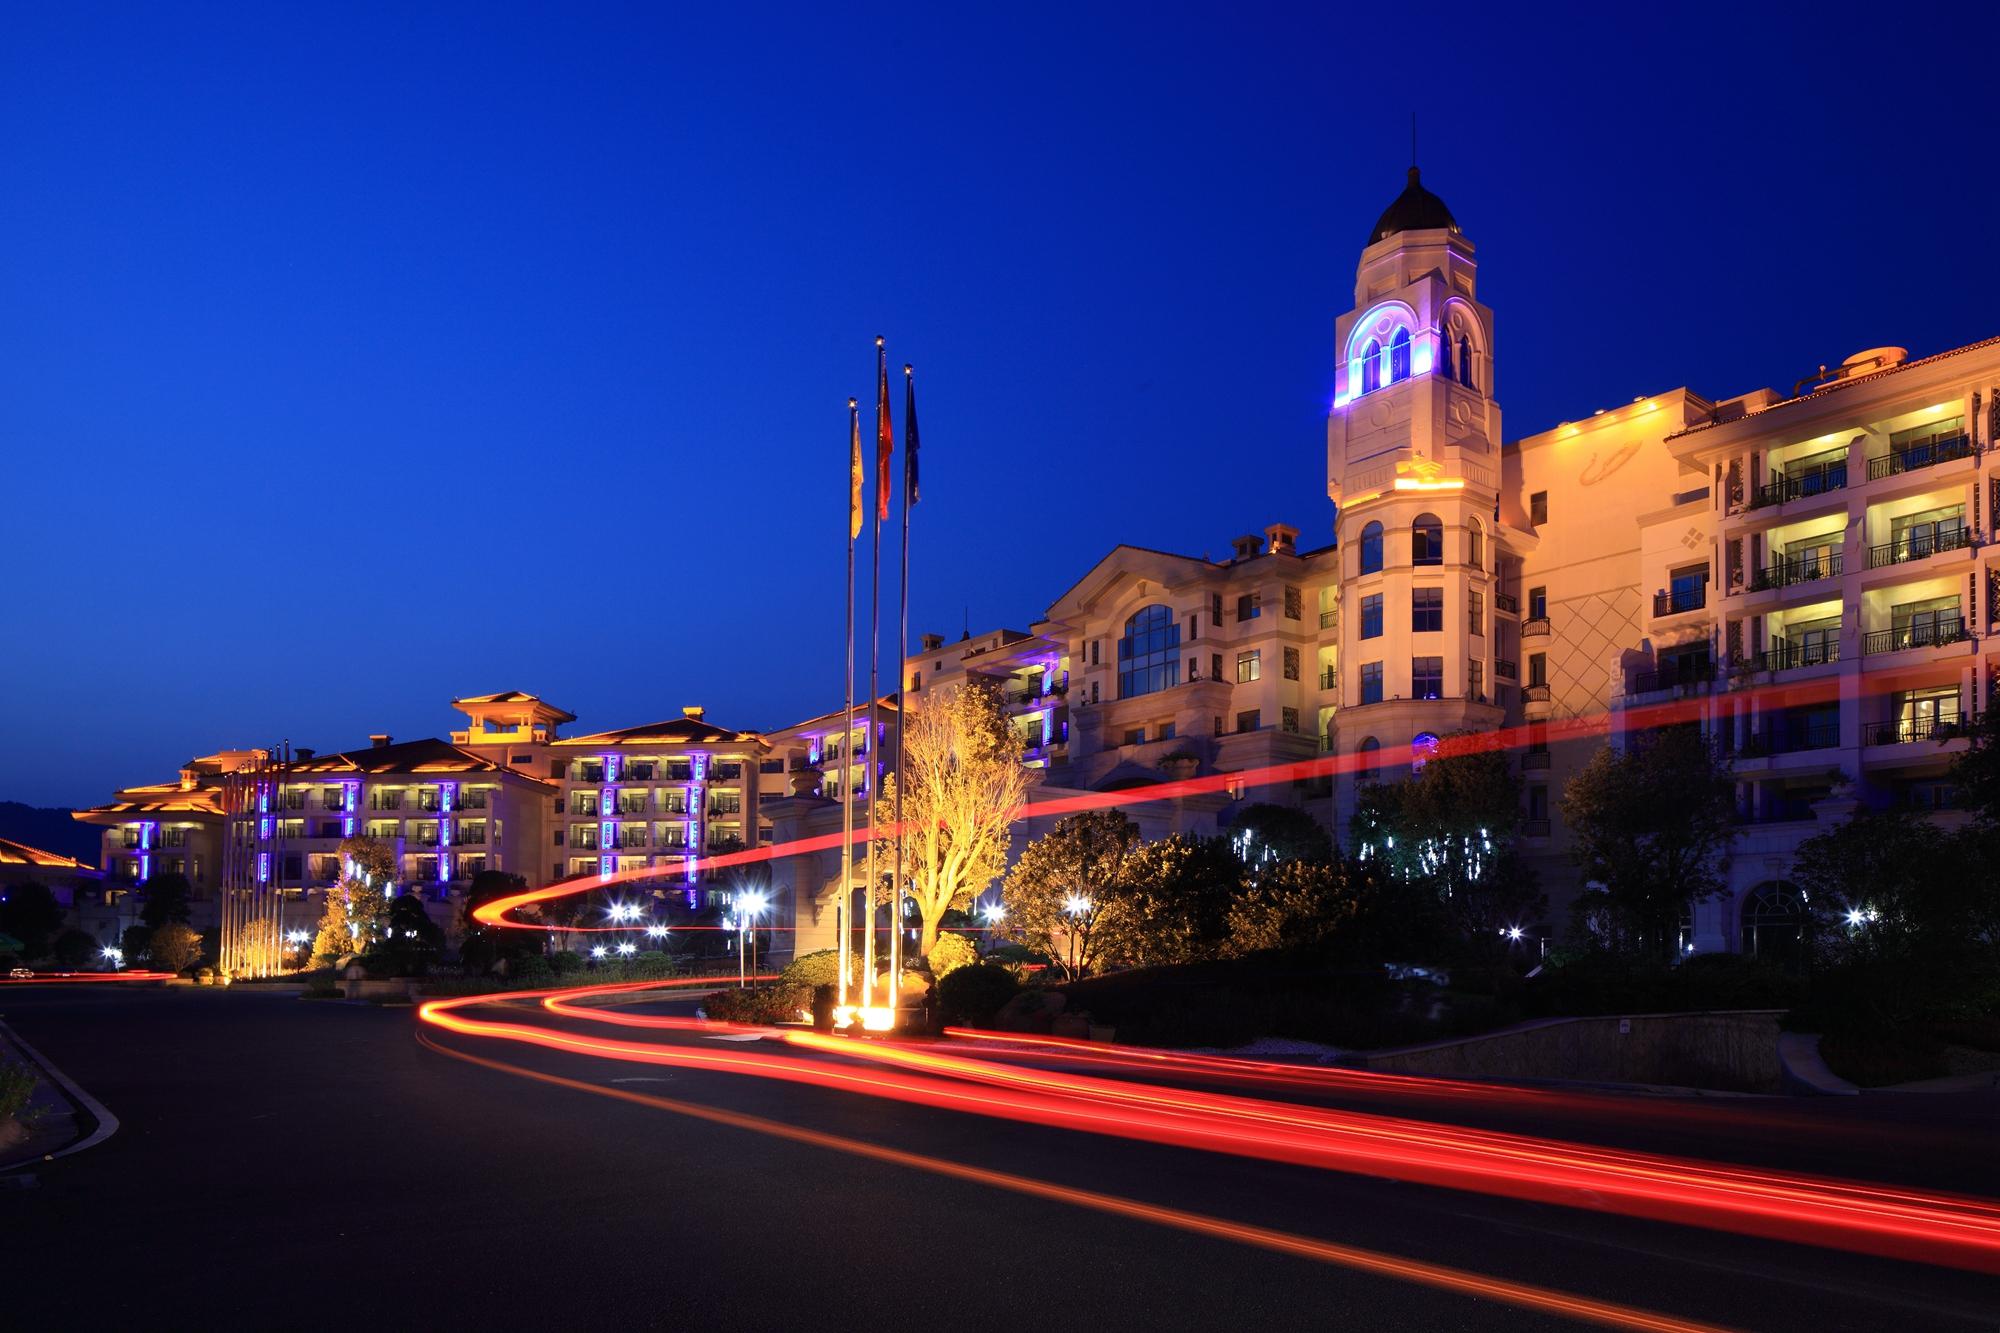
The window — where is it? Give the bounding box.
[1158,721,1176,742]
[1118,604,1181,699]
[1468,659,1484,700]
[1211,652,1222,681]
[1187,656,1199,680]
[1237,592,1261,621]
[909,670,921,692]
[1360,661,1384,704]
[1467,518,1483,570]
[1124,727,1146,746]
[1412,513,1443,566]
[1282,646,1300,680]
[1667,564,1707,613]
[1360,339,1381,393]
[1186,614,1197,642]
[1357,736,1381,771]
[1468,589,1483,635]
[1389,328,1412,383]
[1236,650,1261,683]
[1530,491,1548,525]
[1281,706,1300,733]
[1528,652,1547,687]
[1412,587,1443,632]
[1459,335,1475,390]
[1284,585,1302,619]
[1889,505,1966,561]
[1890,595,1963,649]
[1527,785,1548,821]
[1236,709,1261,733]
[1360,594,1383,639]
[1528,585,1547,619]
[1359,522,1384,574]
[1412,656,1443,699]
[1210,593,1223,627]
[1090,681,1099,703]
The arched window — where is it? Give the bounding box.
[1359,521,1384,574]
[1741,882,1807,964]
[1467,517,1483,571]
[1356,736,1381,773]
[1438,329,1456,384]
[1412,513,1443,566]
[1389,328,1411,383]
[1360,340,1381,394]
[1458,335,1474,390]
[1117,604,1181,700]
[1411,731,1440,773]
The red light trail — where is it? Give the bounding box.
[0,970,178,983]
[420,981,2000,1276]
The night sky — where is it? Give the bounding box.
[6,3,1998,808]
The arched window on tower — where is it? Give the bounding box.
[1437,329,1456,384]
[1467,518,1484,571]
[1360,339,1382,394]
[1117,604,1181,700]
[1412,513,1443,567]
[1389,328,1411,383]
[1458,334,1475,391]
[1359,521,1384,575]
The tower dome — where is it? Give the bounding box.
[1368,166,1459,245]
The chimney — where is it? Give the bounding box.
[1231,533,1265,560]
[1264,522,1298,556]
[294,747,316,761]
[369,734,392,749]
[682,706,706,721]
[921,633,943,652]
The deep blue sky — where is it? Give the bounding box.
[6,3,1998,808]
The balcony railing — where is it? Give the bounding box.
[1522,817,1551,837]
[1317,735,1334,752]
[1318,610,1338,629]
[1867,526,1973,569]
[1652,588,1706,617]
[1866,434,1973,481]
[1751,551,1842,590]
[1494,593,1520,614]
[1319,667,1338,690]
[1629,661,1716,695]
[1522,684,1550,703]
[1864,618,1968,656]
[1495,659,1518,680]
[1752,462,1847,508]
[1744,638,1840,673]
[1521,616,1550,638]
[1868,711,1971,745]
[1522,750,1551,770]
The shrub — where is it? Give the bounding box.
[509,954,553,982]
[925,933,978,980]
[0,1060,37,1121]
[623,951,679,979]
[781,949,846,991]
[701,983,809,1024]
[148,922,202,975]
[548,951,585,976]
[51,928,98,970]
[936,963,1020,1027]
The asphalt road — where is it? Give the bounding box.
[2,985,1996,1332]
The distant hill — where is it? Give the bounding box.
[0,802,101,868]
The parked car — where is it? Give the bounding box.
[7,967,34,979]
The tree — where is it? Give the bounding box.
[137,872,194,929]
[1226,803,1334,868]
[0,882,65,960]
[312,836,395,963]
[150,921,202,973]
[1560,726,1734,956]
[1225,860,1362,957]
[1948,706,2000,823]
[459,870,534,971]
[884,681,1030,955]
[1096,834,1243,968]
[372,891,444,975]
[1003,811,1139,981]
[1351,736,1542,942]
[51,928,97,970]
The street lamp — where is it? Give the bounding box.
[737,890,769,988]
[1061,894,1092,981]
[645,923,669,941]
[100,946,123,972]
[980,901,1006,929]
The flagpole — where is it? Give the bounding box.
[839,398,858,1012]
[863,336,886,1013]
[890,362,914,992]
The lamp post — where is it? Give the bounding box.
[1062,894,1091,982]
[737,890,769,988]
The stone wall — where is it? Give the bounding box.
[1354,1010,1786,1093]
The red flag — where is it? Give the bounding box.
[875,337,893,521]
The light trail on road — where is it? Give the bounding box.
[414,1025,1738,1333]
[420,981,2000,1276]
[0,971,178,984]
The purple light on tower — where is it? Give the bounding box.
[437,782,456,887]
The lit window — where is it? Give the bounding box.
[1530,491,1548,525]
[1236,650,1261,683]
[1412,656,1443,699]
[1117,605,1181,699]
[1359,522,1384,574]
[1360,339,1381,393]
[1412,513,1443,566]
[1389,328,1412,383]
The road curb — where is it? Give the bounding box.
[0,1018,120,1171]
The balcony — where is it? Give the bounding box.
[1652,588,1706,617]
[1868,712,1972,745]
[1319,667,1338,690]
[1522,684,1550,703]
[1521,617,1550,638]
[1522,750,1551,770]
[1751,551,1842,591]
[1494,593,1520,614]
[1522,818,1551,837]
[1743,638,1839,673]
[1317,735,1334,752]
[1866,434,1973,481]
[1319,610,1338,629]
[1864,618,1968,656]
[1629,661,1716,696]
[1752,462,1847,508]
[1495,659,1518,680]
[1867,526,1973,570]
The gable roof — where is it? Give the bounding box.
[551,716,762,747]
[0,837,97,871]
[289,737,551,780]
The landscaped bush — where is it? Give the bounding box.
[925,933,978,980]
[547,950,585,976]
[780,949,845,990]
[935,963,1021,1027]
[701,983,809,1024]
[1522,950,1802,1019]
[0,1059,36,1121]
